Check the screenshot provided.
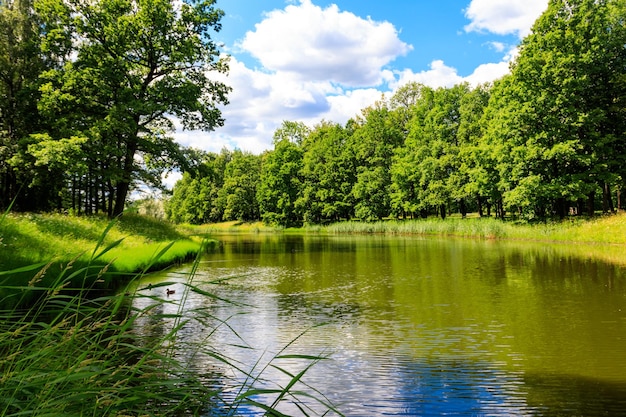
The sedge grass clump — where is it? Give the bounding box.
[323,217,511,239]
[0,239,217,416]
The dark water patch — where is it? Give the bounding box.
[524,373,626,416]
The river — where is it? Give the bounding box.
[133,234,626,416]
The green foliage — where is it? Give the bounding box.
[350,102,403,220]
[492,0,626,218]
[258,132,304,227]
[298,121,356,224]
[1,0,230,216]
[218,150,261,222]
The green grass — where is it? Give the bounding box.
[319,213,626,244]
[0,213,212,308]
[0,226,340,416]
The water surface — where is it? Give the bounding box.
[136,234,626,416]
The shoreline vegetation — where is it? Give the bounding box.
[194,211,626,244]
[2,211,626,297]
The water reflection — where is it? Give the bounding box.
[134,235,626,416]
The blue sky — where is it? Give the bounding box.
[172,0,548,162]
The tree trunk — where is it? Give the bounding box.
[587,190,595,217]
[476,195,483,217]
[112,138,138,218]
[440,204,446,220]
[602,182,613,213]
[459,198,467,218]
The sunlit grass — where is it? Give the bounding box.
[0,212,203,271]
[0,213,209,308]
[183,220,280,234]
[320,212,626,244]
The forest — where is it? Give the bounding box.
[2,0,626,226]
[0,0,229,217]
[168,0,626,226]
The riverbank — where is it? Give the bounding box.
[191,212,626,245]
[0,213,212,307]
[0,214,335,416]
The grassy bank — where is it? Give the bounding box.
[320,213,626,244]
[0,213,211,307]
[189,213,626,245]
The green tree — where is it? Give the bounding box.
[37,0,230,217]
[389,83,435,218]
[393,85,466,219]
[0,0,49,209]
[455,83,492,216]
[298,121,355,223]
[495,0,626,218]
[218,150,261,222]
[350,101,403,220]
[257,122,306,227]
[166,149,230,224]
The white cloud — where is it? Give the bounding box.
[239,0,412,87]
[486,41,506,52]
[392,54,513,91]
[464,61,510,85]
[172,1,528,157]
[393,60,464,89]
[464,0,549,38]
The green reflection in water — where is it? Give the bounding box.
[150,233,626,415]
[207,234,626,381]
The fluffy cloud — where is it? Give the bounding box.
[190,57,388,153]
[239,0,412,87]
[174,1,528,158]
[464,0,549,38]
[391,58,511,90]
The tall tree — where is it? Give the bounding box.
[37,0,230,216]
[498,0,626,218]
[165,149,230,224]
[297,121,355,223]
[350,101,403,220]
[218,150,261,222]
[0,0,48,209]
[257,121,307,227]
[390,83,435,218]
[455,83,492,216]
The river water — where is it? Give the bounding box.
[134,234,626,416]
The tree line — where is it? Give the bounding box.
[2,0,625,223]
[0,0,229,216]
[168,0,626,226]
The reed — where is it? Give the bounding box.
[322,217,510,239]
[0,229,340,416]
[320,213,626,244]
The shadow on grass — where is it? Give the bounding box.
[116,214,190,241]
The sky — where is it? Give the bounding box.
[171,0,549,163]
